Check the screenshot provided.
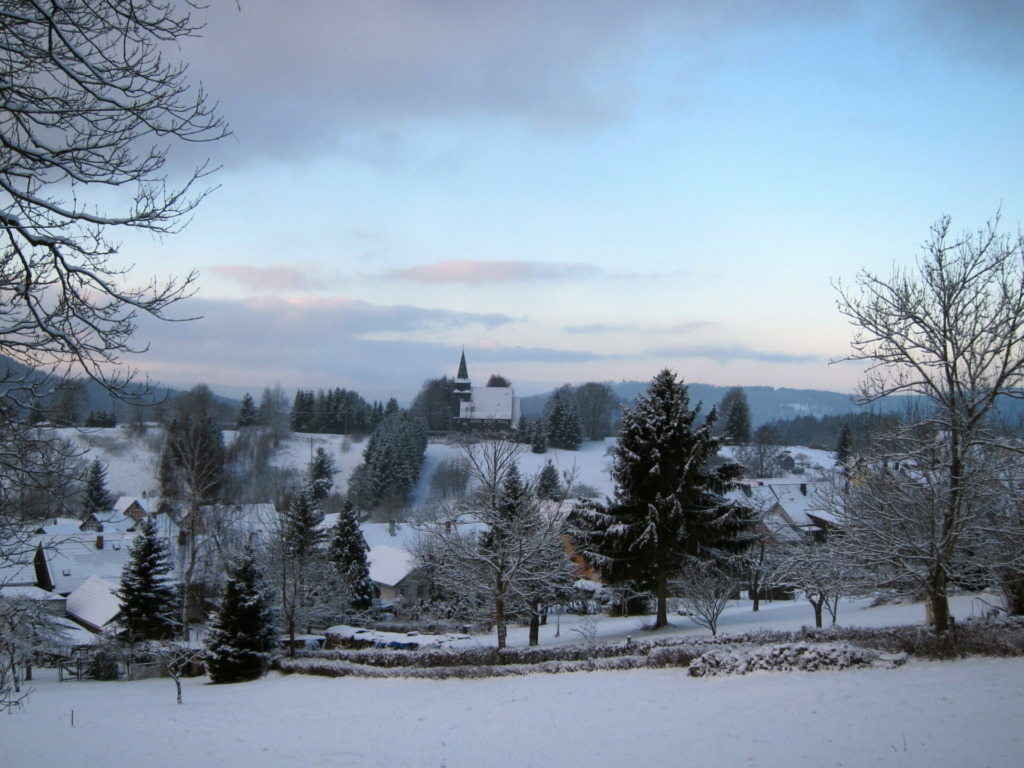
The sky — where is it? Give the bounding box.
[114,0,1024,402]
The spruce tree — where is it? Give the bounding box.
[547,395,582,450]
[530,418,547,454]
[81,458,114,519]
[833,422,853,466]
[328,500,377,611]
[537,460,562,501]
[236,393,258,429]
[306,447,335,502]
[570,369,756,628]
[206,545,276,683]
[117,518,178,643]
[722,387,752,444]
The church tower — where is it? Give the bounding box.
[453,349,472,422]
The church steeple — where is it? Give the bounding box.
[453,349,472,424]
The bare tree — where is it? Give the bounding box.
[834,213,1024,633]
[0,594,69,711]
[414,435,576,648]
[1,0,226,704]
[674,561,738,636]
[771,535,852,628]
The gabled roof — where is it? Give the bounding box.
[36,530,139,595]
[367,545,416,588]
[65,575,121,632]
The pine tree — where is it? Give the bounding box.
[206,545,277,683]
[236,393,258,429]
[547,394,581,450]
[117,518,178,643]
[306,447,335,502]
[537,460,562,501]
[722,387,752,444]
[328,500,377,611]
[570,369,756,628]
[81,458,114,519]
[833,422,852,466]
[530,418,547,454]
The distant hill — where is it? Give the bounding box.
[522,380,905,428]
[523,379,1024,428]
[0,353,241,425]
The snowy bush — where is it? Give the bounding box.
[688,643,906,677]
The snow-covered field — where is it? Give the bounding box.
[7,654,1023,767]
[7,594,1022,768]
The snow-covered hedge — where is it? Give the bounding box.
[275,616,1024,680]
[688,642,907,677]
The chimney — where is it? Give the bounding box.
[96,535,104,550]
[800,483,807,496]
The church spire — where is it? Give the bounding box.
[456,348,470,386]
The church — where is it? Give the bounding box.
[452,350,521,430]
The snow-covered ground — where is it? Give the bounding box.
[7,653,1022,768]
[8,594,1021,768]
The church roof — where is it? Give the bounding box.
[456,350,470,383]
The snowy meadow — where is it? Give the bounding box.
[7,595,1024,768]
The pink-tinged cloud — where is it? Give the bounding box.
[385,260,602,285]
[209,265,320,292]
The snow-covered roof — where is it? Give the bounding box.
[36,517,84,534]
[367,545,416,588]
[360,522,419,551]
[0,585,63,601]
[112,495,162,517]
[65,575,121,632]
[37,531,138,595]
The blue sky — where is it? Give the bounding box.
[121,1,1024,402]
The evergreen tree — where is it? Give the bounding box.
[347,411,428,511]
[81,458,114,519]
[530,418,547,454]
[410,376,455,431]
[547,394,581,450]
[282,488,326,558]
[236,393,258,429]
[721,387,752,444]
[570,370,756,628]
[117,518,178,643]
[159,411,225,503]
[206,545,277,683]
[306,447,335,502]
[833,422,853,466]
[328,500,377,611]
[537,460,562,501]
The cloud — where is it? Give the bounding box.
[384,260,603,285]
[132,295,618,397]
[566,320,719,335]
[649,344,822,365]
[181,1,849,164]
[566,322,638,334]
[208,265,323,292]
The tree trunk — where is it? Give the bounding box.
[528,605,539,647]
[1000,571,1024,615]
[655,568,668,629]
[812,598,823,629]
[929,578,952,635]
[495,590,506,650]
